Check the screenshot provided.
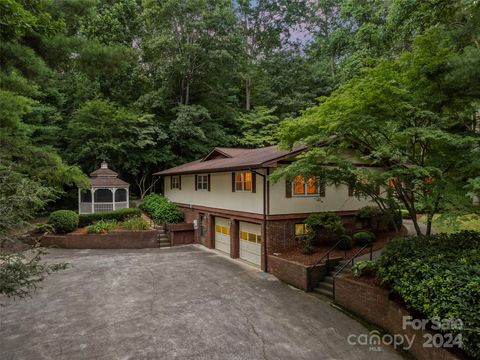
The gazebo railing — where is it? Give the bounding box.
[79,201,129,214]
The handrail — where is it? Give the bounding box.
[307,237,347,291]
[332,243,373,298]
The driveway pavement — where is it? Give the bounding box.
[0,246,403,360]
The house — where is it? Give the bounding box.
[154,146,376,271]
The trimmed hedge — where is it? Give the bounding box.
[139,194,183,224]
[337,234,353,250]
[49,210,79,233]
[78,208,141,227]
[378,231,480,359]
[353,231,375,246]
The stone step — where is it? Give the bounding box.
[158,234,168,239]
[159,244,171,248]
[159,239,170,244]
[313,287,333,298]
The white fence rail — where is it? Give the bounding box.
[79,202,129,214]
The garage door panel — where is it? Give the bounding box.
[239,222,261,266]
[215,217,231,254]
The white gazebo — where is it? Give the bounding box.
[78,161,130,214]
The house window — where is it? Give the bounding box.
[294,223,309,237]
[292,175,325,197]
[171,176,180,189]
[235,171,252,192]
[196,174,208,191]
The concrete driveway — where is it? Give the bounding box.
[0,246,402,360]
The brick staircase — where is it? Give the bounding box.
[312,260,351,298]
[155,225,171,248]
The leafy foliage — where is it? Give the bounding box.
[86,220,115,234]
[352,260,377,278]
[78,208,141,227]
[48,210,79,233]
[352,231,375,246]
[140,194,183,224]
[378,232,480,358]
[337,234,353,250]
[0,250,68,299]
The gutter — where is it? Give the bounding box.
[250,168,268,272]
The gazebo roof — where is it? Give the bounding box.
[88,161,129,187]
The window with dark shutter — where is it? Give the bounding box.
[178,175,182,190]
[207,174,211,191]
[348,183,355,197]
[319,181,326,197]
[285,179,292,198]
[251,172,256,193]
[195,175,198,191]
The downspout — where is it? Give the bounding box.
[251,168,268,272]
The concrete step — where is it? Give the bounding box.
[313,287,333,298]
[323,275,334,284]
[158,235,168,239]
[318,282,333,292]
[159,240,170,244]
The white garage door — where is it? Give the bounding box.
[239,222,261,266]
[215,217,231,254]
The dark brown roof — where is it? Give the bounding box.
[88,161,129,187]
[154,145,307,176]
[90,177,129,187]
[90,167,118,177]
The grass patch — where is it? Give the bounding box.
[419,213,480,233]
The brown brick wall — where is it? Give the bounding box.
[41,230,159,249]
[335,276,462,360]
[268,255,342,291]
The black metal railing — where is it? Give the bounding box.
[306,238,347,291]
[332,243,373,298]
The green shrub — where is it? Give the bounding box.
[352,260,377,277]
[337,234,353,250]
[378,231,480,359]
[400,209,411,219]
[87,220,116,234]
[48,210,79,233]
[140,194,183,224]
[299,234,314,255]
[119,217,149,230]
[305,212,345,237]
[78,208,141,227]
[353,231,375,246]
[356,206,381,228]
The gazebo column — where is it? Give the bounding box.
[91,188,95,214]
[112,187,117,211]
[126,187,130,209]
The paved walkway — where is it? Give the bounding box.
[0,246,402,360]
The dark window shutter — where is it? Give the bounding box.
[319,181,326,197]
[170,176,173,190]
[179,176,182,190]
[348,183,354,197]
[195,175,198,191]
[232,172,236,192]
[207,174,211,191]
[251,172,256,193]
[285,179,292,198]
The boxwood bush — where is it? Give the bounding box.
[353,231,375,246]
[48,210,79,233]
[139,194,183,224]
[78,208,141,227]
[337,234,353,250]
[378,231,480,359]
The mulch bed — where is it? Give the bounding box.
[273,227,408,266]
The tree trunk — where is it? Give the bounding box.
[185,80,190,106]
[245,77,251,111]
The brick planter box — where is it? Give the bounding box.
[41,230,158,249]
[165,223,194,246]
[268,255,341,291]
[335,276,463,360]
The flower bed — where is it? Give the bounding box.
[273,228,406,266]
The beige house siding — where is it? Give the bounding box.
[164,172,264,214]
[268,178,376,215]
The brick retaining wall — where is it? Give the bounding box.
[41,230,159,249]
[335,276,463,360]
[268,255,341,291]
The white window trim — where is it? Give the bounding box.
[171,176,180,189]
[196,174,209,191]
[292,177,322,197]
[235,171,252,192]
